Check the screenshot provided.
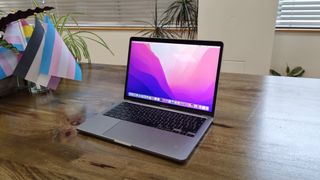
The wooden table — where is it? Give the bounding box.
[0,64,319,180]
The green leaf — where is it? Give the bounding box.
[71,31,114,55]
[293,69,305,77]
[286,64,290,74]
[29,4,113,63]
[32,0,44,20]
[70,15,79,30]
[135,0,181,39]
[59,14,70,35]
[288,66,304,77]
[270,69,282,76]
[74,35,91,63]
[0,38,19,53]
[50,13,58,27]
[162,0,198,39]
[64,30,81,61]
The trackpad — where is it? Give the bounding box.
[103,122,154,148]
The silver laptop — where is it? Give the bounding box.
[77,37,224,162]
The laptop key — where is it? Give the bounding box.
[104,102,207,137]
[187,132,196,137]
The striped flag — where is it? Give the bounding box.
[13,16,81,90]
[4,16,81,89]
[13,18,45,79]
[13,18,61,89]
[0,48,22,80]
[3,20,27,51]
[40,16,82,81]
[0,20,25,80]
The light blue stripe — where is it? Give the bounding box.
[0,47,8,53]
[0,67,7,80]
[0,45,23,52]
[13,44,24,51]
[0,47,17,53]
[39,16,55,75]
[74,63,82,81]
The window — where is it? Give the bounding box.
[276,0,320,28]
[0,0,177,27]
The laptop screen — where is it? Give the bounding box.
[125,38,222,114]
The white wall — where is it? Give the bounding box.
[83,1,320,79]
[83,0,280,75]
[198,0,278,75]
[272,31,320,78]
[81,30,137,65]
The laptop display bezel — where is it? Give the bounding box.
[123,37,223,117]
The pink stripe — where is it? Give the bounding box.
[66,53,75,79]
[49,31,62,75]
[5,36,23,45]
[0,55,14,75]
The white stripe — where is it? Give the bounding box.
[17,20,28,49]
[36,74,50,87]
[25,29,51,87]
[25,33,45,82]
[56,43,69,78]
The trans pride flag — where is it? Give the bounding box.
[12,16,82,89]
[0,48,21,80]
[40,16,82,81]
[14,17,60,89]
[0,20,27,80]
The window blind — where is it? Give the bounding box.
[0,0,176,27]
[276,0,320,28]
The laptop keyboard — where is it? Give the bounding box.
[103,102,206,137]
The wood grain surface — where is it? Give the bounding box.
[0,64,320,180]
[0,77,25,97]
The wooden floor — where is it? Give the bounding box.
[0,64,320,179]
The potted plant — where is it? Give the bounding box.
[162,0,198,39]
[0,2,114,96]
[32,0,113,63]
[137,0,180,39]
[137,0,198,39]
[270,64,305,77]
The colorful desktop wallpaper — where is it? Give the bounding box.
[126,41,221,112]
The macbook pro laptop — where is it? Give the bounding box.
[77,37,224,162]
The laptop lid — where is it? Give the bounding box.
[124,37,223,117]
